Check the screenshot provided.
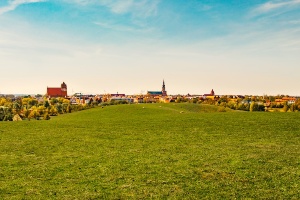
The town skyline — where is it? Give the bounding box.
[1,80,299,97]
[1,1,300,95]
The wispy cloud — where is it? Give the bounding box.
[66,0,160,18]
[251,0,300,16]
[192,2,212,12]
[94,21,154,33]
[89,1,160,34]
[99,0,160,18]
[289,20,300,24]
[0,0,46,15]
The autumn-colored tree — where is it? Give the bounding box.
[282,105,288,112]
[44,100,50,109]
[49,106,58,116]
[250,102,255,112]
[43,112,50,120]
[29,109,40,120]
[37,106,46,115]
[0,98,7,106]
[22,98,30,107]
[23,108,31,119]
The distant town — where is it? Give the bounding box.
[1,80,300,121]
[2,80,300,104]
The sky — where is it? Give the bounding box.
[0,0,300,96]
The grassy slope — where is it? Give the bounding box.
[0,104,299,199]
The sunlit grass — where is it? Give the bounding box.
[0,103,299,199]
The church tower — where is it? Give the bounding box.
[162,80,167,96]
[61,82,67,97]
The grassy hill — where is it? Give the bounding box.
[0,103,299,199]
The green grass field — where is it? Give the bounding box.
[1,103,299,199]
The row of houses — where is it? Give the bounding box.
[63,92,298,106]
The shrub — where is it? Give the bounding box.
[43,112,50,120]
[217,106,226,112]
[250,102,255,112]
[282,105,288,112]
[49,106,58,116]
[29,109,40,120]
[290,104,295,112]
[100,102,110,107]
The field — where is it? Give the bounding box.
[0,103,299,199]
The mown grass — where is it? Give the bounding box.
[0,103,299,199]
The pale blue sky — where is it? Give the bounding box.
[0,0,300,95]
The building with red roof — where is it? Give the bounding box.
[47,82,67,97]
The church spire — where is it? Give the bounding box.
[162,79,167,96]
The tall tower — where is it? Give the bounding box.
[61,82,67,97]
[162,80,167,96]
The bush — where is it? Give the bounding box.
[29,109,40,120]
[290,104,295,112]
[250,102,255,112]
[49,106,58,116]
[282,105,288,112]
[100,102,110,107]
[218,106,226,112]
[43,112,50,120]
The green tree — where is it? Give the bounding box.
[0,107,5,121]
[44,100,50,109]
[12,102,21,115]
[1,107,13,121]
[56,103,63,114]
[28,99,38,107]
[50,98,58,105]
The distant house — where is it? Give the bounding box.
[47,82,67,98]
[111,93,126,98]
[276,97,296,104]
[105,93,126,102]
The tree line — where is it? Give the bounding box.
[0,96,98,121]
[175,95,300,112]
[1,94,299,121]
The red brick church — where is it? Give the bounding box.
[47,82,67,97]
